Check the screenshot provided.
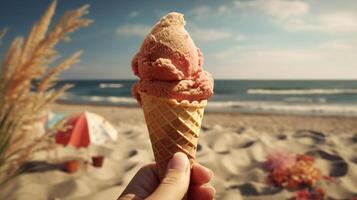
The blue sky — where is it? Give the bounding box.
[1,0,357,79]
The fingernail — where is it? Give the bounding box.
[167,152,189,172]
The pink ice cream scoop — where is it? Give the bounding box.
[131,12,213,103]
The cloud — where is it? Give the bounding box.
[189,0,309,19]
[188,5,211,17]
[116,24,151,37]
[189,26,232,42]
[283,12,357,34]
[213,39,357,79]
[234,0,309,19]
[186,5,233,42]
[116,23,231,42]
[128,11,139,18]
[188,4,230,18]
[218,5,228,13]
[61,64,135,80]
[316,40,353,50]
[235,34,248,42]
[233,1,357,34]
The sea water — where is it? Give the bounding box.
[56,80,357,116]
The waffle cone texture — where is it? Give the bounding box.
[140,92,207,180]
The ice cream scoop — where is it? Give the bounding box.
[131,12,213,102]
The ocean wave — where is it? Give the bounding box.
[283,97,326,103]
[106,96,136,103]
[247,88,357,95]
[99,83,123,89]
[207,101,357,116]
[86,96,137,104]
[59,93,137,105]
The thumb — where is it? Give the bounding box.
[147,152,190,200]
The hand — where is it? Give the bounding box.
[118,152,215,200]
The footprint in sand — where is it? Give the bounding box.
[293,130,326,144]
[228,182,282,196]
[330,162,349,177]
[126,149,138,158]
[235,127,246,134]
[49,179,78,198]
[124,163,137,172]
[307,149,348,177]
[350,157,357,165]
[236,141,256,148]
[197,143,202,152]
[276,134,287,140]
[201,125,210,132]
[122,130,140,139]
[123,130,133,135]
[209,133,235,154]
[351,134,357,143]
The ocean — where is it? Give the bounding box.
[57,80,357,116]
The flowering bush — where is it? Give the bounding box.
[265,150,328,200]
[294,187,325,200]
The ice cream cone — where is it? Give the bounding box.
[140,92,207,180]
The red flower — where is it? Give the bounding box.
[270,168,289,186]
[266,150,296,171]
[295,189,311,200]
[266,151,324,190]
[294,187,325,200]
[297,154,315,164]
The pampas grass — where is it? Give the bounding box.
[0,0,92,185]
[0,28,7,44]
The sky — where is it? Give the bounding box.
[0,0,357,80]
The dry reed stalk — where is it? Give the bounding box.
[0,0,92,186]
[0,28,7,44]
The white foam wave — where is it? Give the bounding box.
[106,96,136,104]
[283,97,326,103]
[88,96,103,102]
[99,83,123,89]
[247,88,357,95]
[207,101,357,117]
[59,93,137,105]
[87,96,136,104]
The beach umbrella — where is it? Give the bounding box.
[55,111,117,148]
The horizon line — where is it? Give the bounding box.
[58,78,357,81]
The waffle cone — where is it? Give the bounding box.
[140,92,207,180]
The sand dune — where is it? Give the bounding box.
[1,104,357,200]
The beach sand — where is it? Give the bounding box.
[2,103,357,200]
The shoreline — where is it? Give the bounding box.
[55,100,357,118]
[51,103,357,134]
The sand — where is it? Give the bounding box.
[1,104,357,200]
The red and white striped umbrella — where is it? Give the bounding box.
[55,111,117,148]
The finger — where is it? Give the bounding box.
[191,163,213,185]
[147,152,191,200]
[119,163,159,199]
[189,185,215,200]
